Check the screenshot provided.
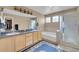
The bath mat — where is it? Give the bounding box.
[24,41,60,52]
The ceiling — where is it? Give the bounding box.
[27,6,76,15]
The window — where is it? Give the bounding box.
[29,19,37,30]
[45,16,60,23]
[52,16,59,22]
[30,20,36,29]
[45,17,51,23]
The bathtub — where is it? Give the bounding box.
[42,32,57,42]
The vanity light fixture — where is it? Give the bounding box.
[14,6,33,15]
[24,9,26,13]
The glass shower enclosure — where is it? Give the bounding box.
[59,12,79,51]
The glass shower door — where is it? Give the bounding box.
[62,13,79,51]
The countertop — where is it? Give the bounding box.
[0,30,39,38]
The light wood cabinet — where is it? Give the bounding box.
[0,39,8,52]
[15,34,26,51]
[32,31,42,43]
[7,37,15,52]
[26,33,33,46]
[33,32,38,43]
[37,32,42,41]
[0,31,41,52]
[0,37,15,52]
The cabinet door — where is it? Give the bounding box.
[0,37,15,52]
[37,32,42,41]
[15,34,26,51]
[26,33,33,46]
[0,39,8,52]
[7,37,15,52]
[33,32,38,43]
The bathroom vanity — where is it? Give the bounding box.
[0,30,42,52]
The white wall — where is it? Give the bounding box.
[45,23,59,32]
